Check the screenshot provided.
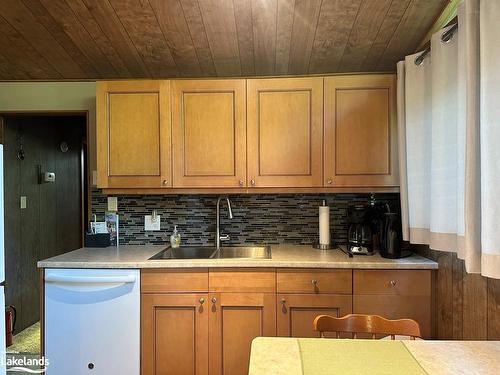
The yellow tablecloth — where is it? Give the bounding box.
[298,339,427,375]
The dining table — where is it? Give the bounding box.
[248,337,500,375]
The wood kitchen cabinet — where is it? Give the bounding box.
[209,293,276,375]
[140,268,433,375]
[324,75,398,187]
[353,270,432,338]
[277,294,352,338]
[141,293,209,375]
[247,77,323,188]
[171,79,247,188]
[277,269,352,338]
[96,80,171,189]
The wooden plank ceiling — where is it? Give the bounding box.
[0,0,447,80]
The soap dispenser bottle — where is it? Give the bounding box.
[170,225,181,248]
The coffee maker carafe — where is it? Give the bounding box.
[347,205,373,255]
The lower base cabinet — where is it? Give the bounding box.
[209,293,276,375]
[141,293,209,375]
[277,294,352,338]
[140,268,432,374]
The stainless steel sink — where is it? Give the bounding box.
[212,246,271,259]
[149,246,271,260]
[149,247,215,260]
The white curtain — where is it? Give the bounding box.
[479,0,500,278]
[399,0,500,279]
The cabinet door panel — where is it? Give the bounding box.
[324,75,398,187]
[172,80,246,188]
[97,80,171,189]
[353,295,432,338]
[209,293,276,375]
[247,77,323,187]
[141,294,208,375]
[277,294,352,338]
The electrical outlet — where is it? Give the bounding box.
[145,215,161,231]
[20,196,27,209]
[107,196,118,212]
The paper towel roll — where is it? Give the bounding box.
[319,202,330,245]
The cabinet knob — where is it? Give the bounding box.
[162,179,168,185]
[199,298,205,304]
[238,180,244,187]
[390,280,397,287]
[211,297,217,304]
[327,178,333,185]
[312,279,318,285]
[250,179,255,186]
[280,298,286,304]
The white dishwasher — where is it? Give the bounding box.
[44,269,140,375]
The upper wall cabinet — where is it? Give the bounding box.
[96,80,171,189]
[324,75,398,187]
[172,80,246,188]
[247,78,323,188]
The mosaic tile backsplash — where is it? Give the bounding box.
[91,189,400,246]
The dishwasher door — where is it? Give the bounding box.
[44,269,140,375]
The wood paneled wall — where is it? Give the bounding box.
[414,245,500,340]
[3,115,85,332]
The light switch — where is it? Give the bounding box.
[20,196,27,209]
[107,196,118,212]
[145,215,161,231]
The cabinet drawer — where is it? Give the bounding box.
[277,269,352,294]
[353,270,431,296]
[209,268,275,293]
[141,269,208,293]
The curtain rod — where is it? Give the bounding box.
[414,22,459,66]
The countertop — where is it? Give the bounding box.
[249,337,500,375]
[37,244,438,269]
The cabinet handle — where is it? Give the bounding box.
[238,180,244,187]
[327,178,333,185]
[250,179,255,186]
[162,179,168,186]
[280,298,286,304]
[199,298,205,304]
[390,280,397,287]
[211,297,217,304]
[311,280,318,286]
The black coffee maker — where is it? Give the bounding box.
[347,205,373,255]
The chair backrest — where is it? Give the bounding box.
[313,314,421,340]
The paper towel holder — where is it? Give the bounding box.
[313,243,336,250]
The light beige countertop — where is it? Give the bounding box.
[37,244,437,269]
[249,337,500,375]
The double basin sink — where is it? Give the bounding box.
[149,246,272,260]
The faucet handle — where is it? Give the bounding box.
[219,233,231,242]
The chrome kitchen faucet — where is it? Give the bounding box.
[216,196,233,249]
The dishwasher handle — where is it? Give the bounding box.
[45,273,136,285]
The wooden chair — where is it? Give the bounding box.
[313,314,421,340]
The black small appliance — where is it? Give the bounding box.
[380,212,402,259]
[347,205,373,255]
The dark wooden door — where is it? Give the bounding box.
[3,115,85,333]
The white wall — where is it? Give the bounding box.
[0,82,97,179]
